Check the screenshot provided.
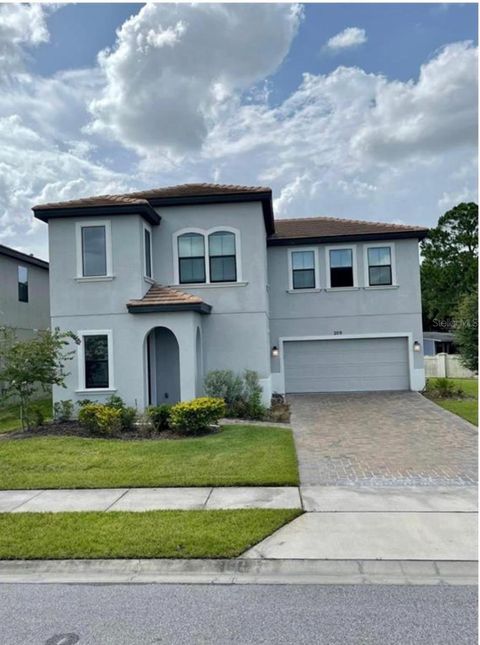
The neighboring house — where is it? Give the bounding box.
[0,244,50,339]
[33,184,428,409]
[423,332,457,356]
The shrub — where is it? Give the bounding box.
[170,397,226,434]
[54,400,74,422]
[147,404,172,432]
[105,394,136,431]
[78,403,124,436]
[243,370,266,420]
[31,406,45,427]
[204,370,244,408]
[77,399,93,408]
[425,378,464,399]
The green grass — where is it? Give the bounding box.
[0,397,52,434]
[427,378,478,426]
[0,509,301,559]
[0,425,299,489]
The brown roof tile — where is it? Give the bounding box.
[270,216,428,240]
[34,183,270,211]
[127,283,211,314]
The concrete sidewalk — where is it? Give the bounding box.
[0,487,302,513]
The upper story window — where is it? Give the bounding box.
[76,220,112,280]
[82,226,106,276]
[175,228,241,285]
[178,233,206,284]
[328,248,356,288]
[144,227,152,279]
[291,250,315,289]
[18,265,28,302]
[209,231,236,283]
[367,246,392,286]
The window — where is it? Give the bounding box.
[329,248,354,288]
[144,227,152,278]
[209,231,236,283]
[291,251,315,289]
[84,335,109,389]
[178,233,206,283]
[18,266,28,302]
[82,225,107,277]
[367,246,392,286]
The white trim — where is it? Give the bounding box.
[287,247,319,291]
[77,329,114,392]
[363,242,397,287]
[277,332,415,393]
[325,244,358,288]
[75,276,115,283]
[143,223,153,280]
[172,226,242,285]
[169,281,248,289]
[287,288,322,294]
[75,220,113,279]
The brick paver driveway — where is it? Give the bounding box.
[288,392,477,487]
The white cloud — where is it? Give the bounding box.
[0,4,49,75]
[88,3,303,157]
[325,27,367,52]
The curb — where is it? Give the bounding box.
[0,558,477,586]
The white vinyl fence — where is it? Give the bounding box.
[424,353,477,379]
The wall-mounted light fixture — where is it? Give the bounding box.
[413,341,421,352]
[272,346,279,357]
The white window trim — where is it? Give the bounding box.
[76,220,113,279]
[143,223,153,281]
[363,242,397,288]
[77,329,115,393]
[287,247,320,291]
[172,226,242,285]
[325,244,358,289]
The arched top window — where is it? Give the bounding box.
[208,231,237,283]
[178,233,206,284]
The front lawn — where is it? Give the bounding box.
[426,378,478,426]
[0,397,52,434]
[0,509,301,559]
[0,425,299,489]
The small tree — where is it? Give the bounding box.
[0,327,78,429]
[454,290,478,373]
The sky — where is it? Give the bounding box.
[0,2,477,260]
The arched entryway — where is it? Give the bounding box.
[195,326,203,396]
[146,327,180,405]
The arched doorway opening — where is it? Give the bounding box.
[146,327,180,405]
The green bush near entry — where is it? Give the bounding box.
[170,397,226,434]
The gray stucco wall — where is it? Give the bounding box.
[267,238,425,390]
[0,253,50,337]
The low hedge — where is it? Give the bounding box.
[170,397,226,434]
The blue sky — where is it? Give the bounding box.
[0,3,477,259]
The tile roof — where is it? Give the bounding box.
[270,216,428,242]
[0,244,49,269]
[127,283,211,314]
[33,183,270,211]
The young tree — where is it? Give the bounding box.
[421,202,478,329]
[0,327,78,429]
[454,290,478,373]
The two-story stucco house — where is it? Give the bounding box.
[0,244,50,339]
[33,184,428,409]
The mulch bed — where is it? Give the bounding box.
[3,421,218,441]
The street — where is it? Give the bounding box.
[0,583,476,645]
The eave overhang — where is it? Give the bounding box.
[33,203,161,226]
[267,229,429,246]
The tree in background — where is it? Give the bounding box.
[421,202,478,330]
[0,327,78,429]
[454,289,478,372]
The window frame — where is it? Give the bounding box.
[75,220,112,280]
[287,247,319,291]
[325,244,358,289]
[143,224,153,280]
[17,265,28,303]
[363,242,397,287]
[173,226,241,285]
[177,231,207,284]
[208,231,237,283]
[77,330,115,393]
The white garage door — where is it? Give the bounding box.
[284,337,410,393]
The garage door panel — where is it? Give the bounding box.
[284,338,409,393]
